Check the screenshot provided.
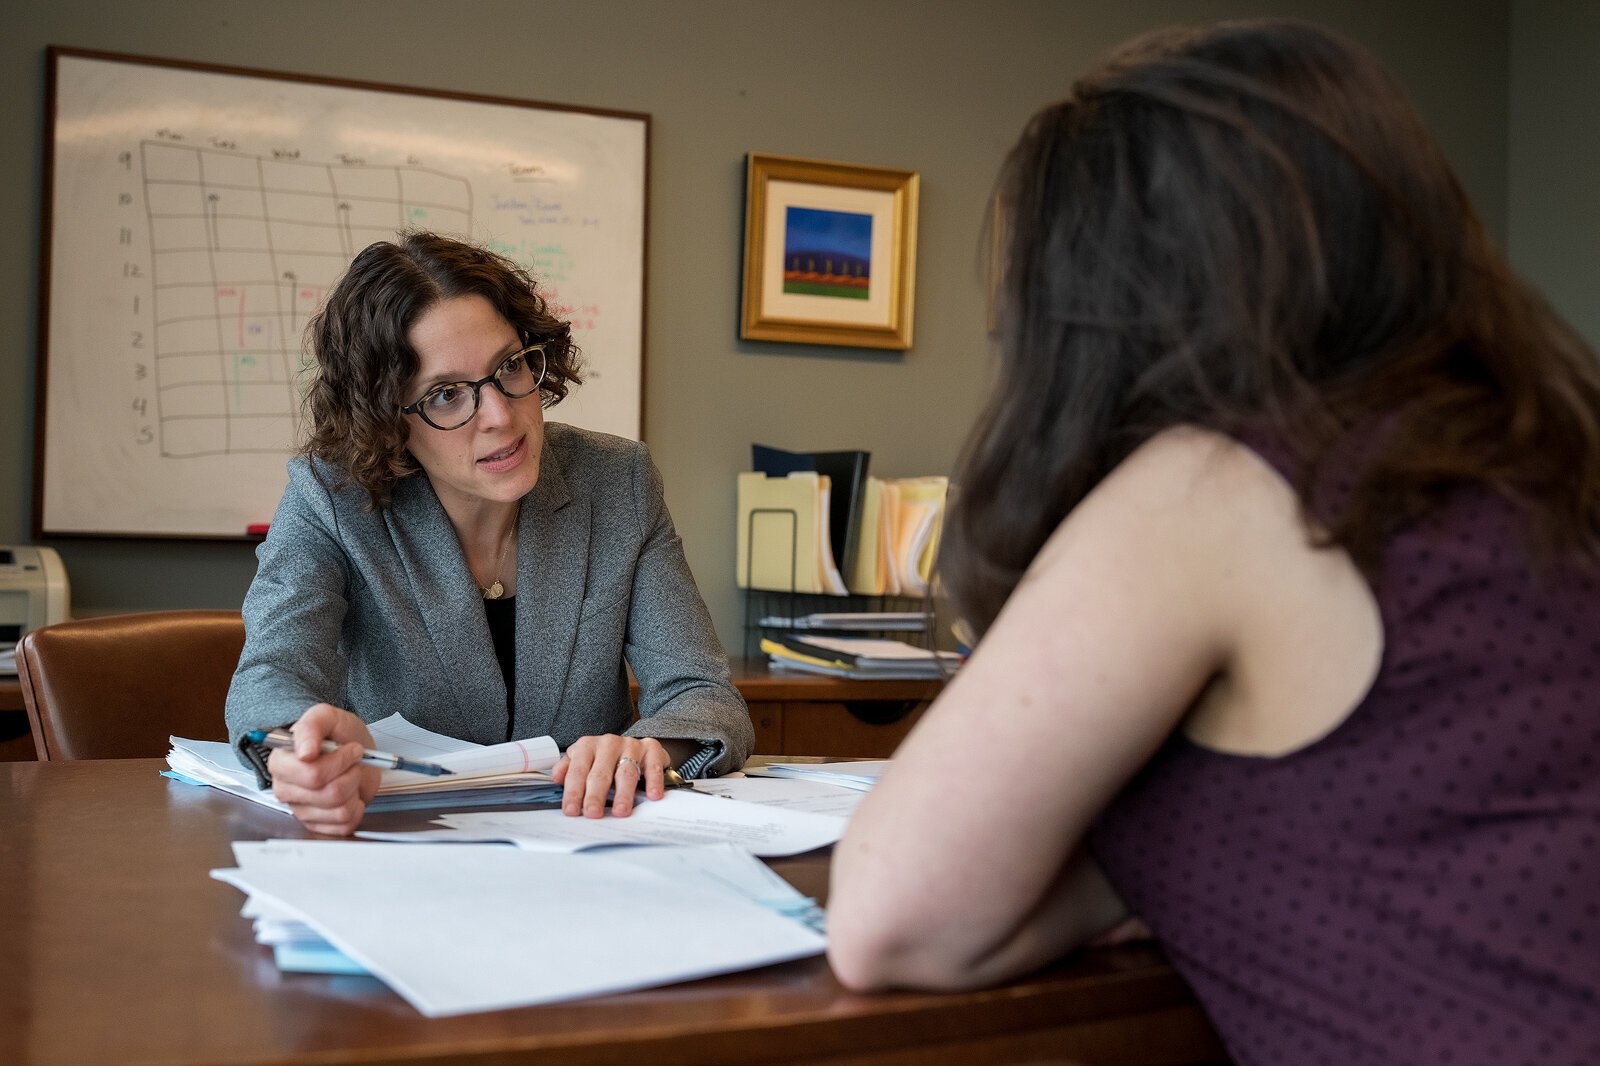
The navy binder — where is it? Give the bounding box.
[752,445,871,575]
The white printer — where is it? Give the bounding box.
[1,546,71,672]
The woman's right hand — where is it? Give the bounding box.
[267,703,381,837]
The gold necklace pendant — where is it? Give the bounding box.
[479,520,516,600]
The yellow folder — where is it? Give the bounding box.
[892,476,948,597]
[845,475,948,597]
[736,472,847,594]
[847,477,894,595]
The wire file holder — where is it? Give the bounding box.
[740,505,936,662]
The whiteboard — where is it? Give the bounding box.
[37,48,647,538]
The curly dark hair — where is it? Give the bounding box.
[301,231,582,508]
[944,20,1600,638]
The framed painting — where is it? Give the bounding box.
[740,154,918,350]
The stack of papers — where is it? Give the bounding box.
[747,760,890,792]
[183,718,886,1016]
[762,634,961,679]
[757,611,930,632]
[166,713,564,815]
[213,840,826,1016]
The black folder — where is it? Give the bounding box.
[752,445,871,576]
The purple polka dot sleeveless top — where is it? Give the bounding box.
[1088,434,1600,1066]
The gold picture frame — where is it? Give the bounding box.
[740,154,919,350]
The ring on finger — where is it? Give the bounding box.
[617,755,641,774]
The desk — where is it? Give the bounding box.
[0,760,1228,1066]
[2,661,933,763]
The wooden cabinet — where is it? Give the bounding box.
[728,659,942,758]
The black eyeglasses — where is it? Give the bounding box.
[399,344,549,431]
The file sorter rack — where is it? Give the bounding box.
[740,505,937,662]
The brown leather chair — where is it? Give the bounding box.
[17,610,245,760]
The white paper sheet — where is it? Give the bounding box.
[379,732,560,791]
[213,841,825,1016]
[689,776,867,817]
[360,713,483,756]
[744,760,890,792]
[359,789,845,857]
[595,843,821,923]
[234,841,824,966]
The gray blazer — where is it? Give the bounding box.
[225,423,752,773]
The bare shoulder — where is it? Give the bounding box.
[1086,427,1381,755]
[1103,425,1294,507]
[1043,425,1303,570]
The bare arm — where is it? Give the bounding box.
[841,848,1132,992]
[828,429,1260,991]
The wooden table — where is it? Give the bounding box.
[0,760,1228,1066]
[3,660,936,763]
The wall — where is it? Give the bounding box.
[1508,0,1600,350]
[0,0,1512,649]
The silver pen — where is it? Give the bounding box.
[247,728,454,776]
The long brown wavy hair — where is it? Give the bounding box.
[943,20,1600,639]
[301,231,582,508]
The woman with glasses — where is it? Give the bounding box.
[225,231,752,836]
[827,21,1600,1064]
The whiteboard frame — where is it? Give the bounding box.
[34,46,650,540]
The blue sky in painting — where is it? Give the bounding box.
[784,207,872,261]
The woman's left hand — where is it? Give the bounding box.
[551,734,674,818]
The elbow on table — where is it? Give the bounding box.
[826,930,894,993]
[826,906,982,994]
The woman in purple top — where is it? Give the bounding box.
[828,20,1599,1065]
